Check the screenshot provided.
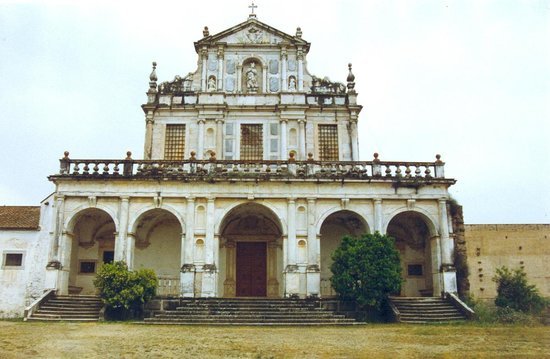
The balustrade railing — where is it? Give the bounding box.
[54,151,450,182]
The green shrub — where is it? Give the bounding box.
[493,266,546,314]
[94,261,157,318]
[330,232,402,312]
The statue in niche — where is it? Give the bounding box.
[246,62,259,91]
[288,76,296,91]
[207,76,217,91]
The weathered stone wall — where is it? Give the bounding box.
[465,224,550,300]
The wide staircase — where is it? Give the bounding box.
[390,297,468,323]
[144,298,357,325]
[27,295,103,321]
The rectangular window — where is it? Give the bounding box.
[79,261,96,274]
[318,124,339,161]
[102,251,114,264]
[3,252,24,268]
[240,124,263,160]
[164,124,186,160]
[407,264,423,276]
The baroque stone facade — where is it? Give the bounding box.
[0,13,471,317]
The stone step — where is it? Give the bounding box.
[152,313,345,320]
[35,308,102,315]
[28,295,103,322]
[26,317,100,322]
[40,303,103,308]
[400,313,466,319]
[144,317,355,324]
[30,312,100,319]
[174,306,321,311]
[389,296,468,323]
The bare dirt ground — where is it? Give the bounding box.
[0,321,548,358]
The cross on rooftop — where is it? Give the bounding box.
[249,1,258,18]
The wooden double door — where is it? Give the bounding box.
[236,242,267,297]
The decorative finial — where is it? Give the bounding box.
[347,63,355,91]
[248,0,258,18]
[296,27,302,38]
[63,151,70,159]
[126,151,132,160]
[149,62,157,82]
[203,26,210,37]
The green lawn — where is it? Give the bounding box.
[0,321,548,358]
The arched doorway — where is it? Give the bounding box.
[219,203,283,297]
[319,210,368,297]
[132,209,182,296]
[387,211,435,297]
[67,208,116,295]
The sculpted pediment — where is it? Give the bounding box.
[195,18,309,49]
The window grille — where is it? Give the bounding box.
[240,124,263,160]
[318,124,339,161]
[164,124,186,160]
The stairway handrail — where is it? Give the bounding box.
[387,299,401,323]
[445,292,475,319]
[23,288,56,321]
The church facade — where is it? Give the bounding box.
[1,13,460,316]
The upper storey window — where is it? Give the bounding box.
[318,124,339,161]
[240,124,263,160]
[164,124,186,160]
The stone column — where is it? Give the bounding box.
[350,118,359,161]
[267,241,280,297]
[439,198,457,293]
[297,49,304,91]
[285,198,299,296]
[306,198,320,297]
[298,119,306,160]
[57,231,74,295]
[262,64,268,93]
[237,64,243,92]
[217,46,224,90]
[280,119,288,159]
[126,233,135,270]
[430,235,443,296]
[116,196,130,262]
[144,111,154,160]
[215,119,224,158]
[181,196,196,297]
[281,47,288,91]
[374,198,383,234]
[202,197,217,297]
[200,48,208,92]
[197,119,205,159]
[223,241,236,297]
[49,195,65,266]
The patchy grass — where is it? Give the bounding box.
[0,321,548,358]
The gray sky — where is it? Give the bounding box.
[1,0,549,224]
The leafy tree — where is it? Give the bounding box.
[492,266,546,314]
[94,261,157,316]
[330,232,402,311]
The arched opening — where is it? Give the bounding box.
[133,209,182,297]
[219,203,283,297]
[319,210,368,297]
[68,208,116,295]
[387,211,434,297]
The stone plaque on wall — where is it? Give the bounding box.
[269,77,279,92]
[226,60,236,74]
[225,77,235,92]
[269,59,279,74]
[208,59,218,71]
[288,60,297,71]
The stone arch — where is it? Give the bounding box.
[318,209,370,297]
[129,204,185,235]
[132,208,183,294]
[386,210,437,297]
[65,205,118,233]
[383,207,438,238]
[218,201,284,298]
[215,201,286,236]
[63,207,117,295]
[242,57,264,94]
[316,207,371,236]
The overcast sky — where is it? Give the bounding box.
[0,0,549,224]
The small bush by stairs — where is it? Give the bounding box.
[144,298,357,325]
[26,295,103,322]
[390,297,468,323]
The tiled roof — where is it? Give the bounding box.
[0,206,40,230]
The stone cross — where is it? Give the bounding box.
[249,1,258,18]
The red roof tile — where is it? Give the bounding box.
[0,206,40,230]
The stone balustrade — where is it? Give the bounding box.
[54,151,452,183]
